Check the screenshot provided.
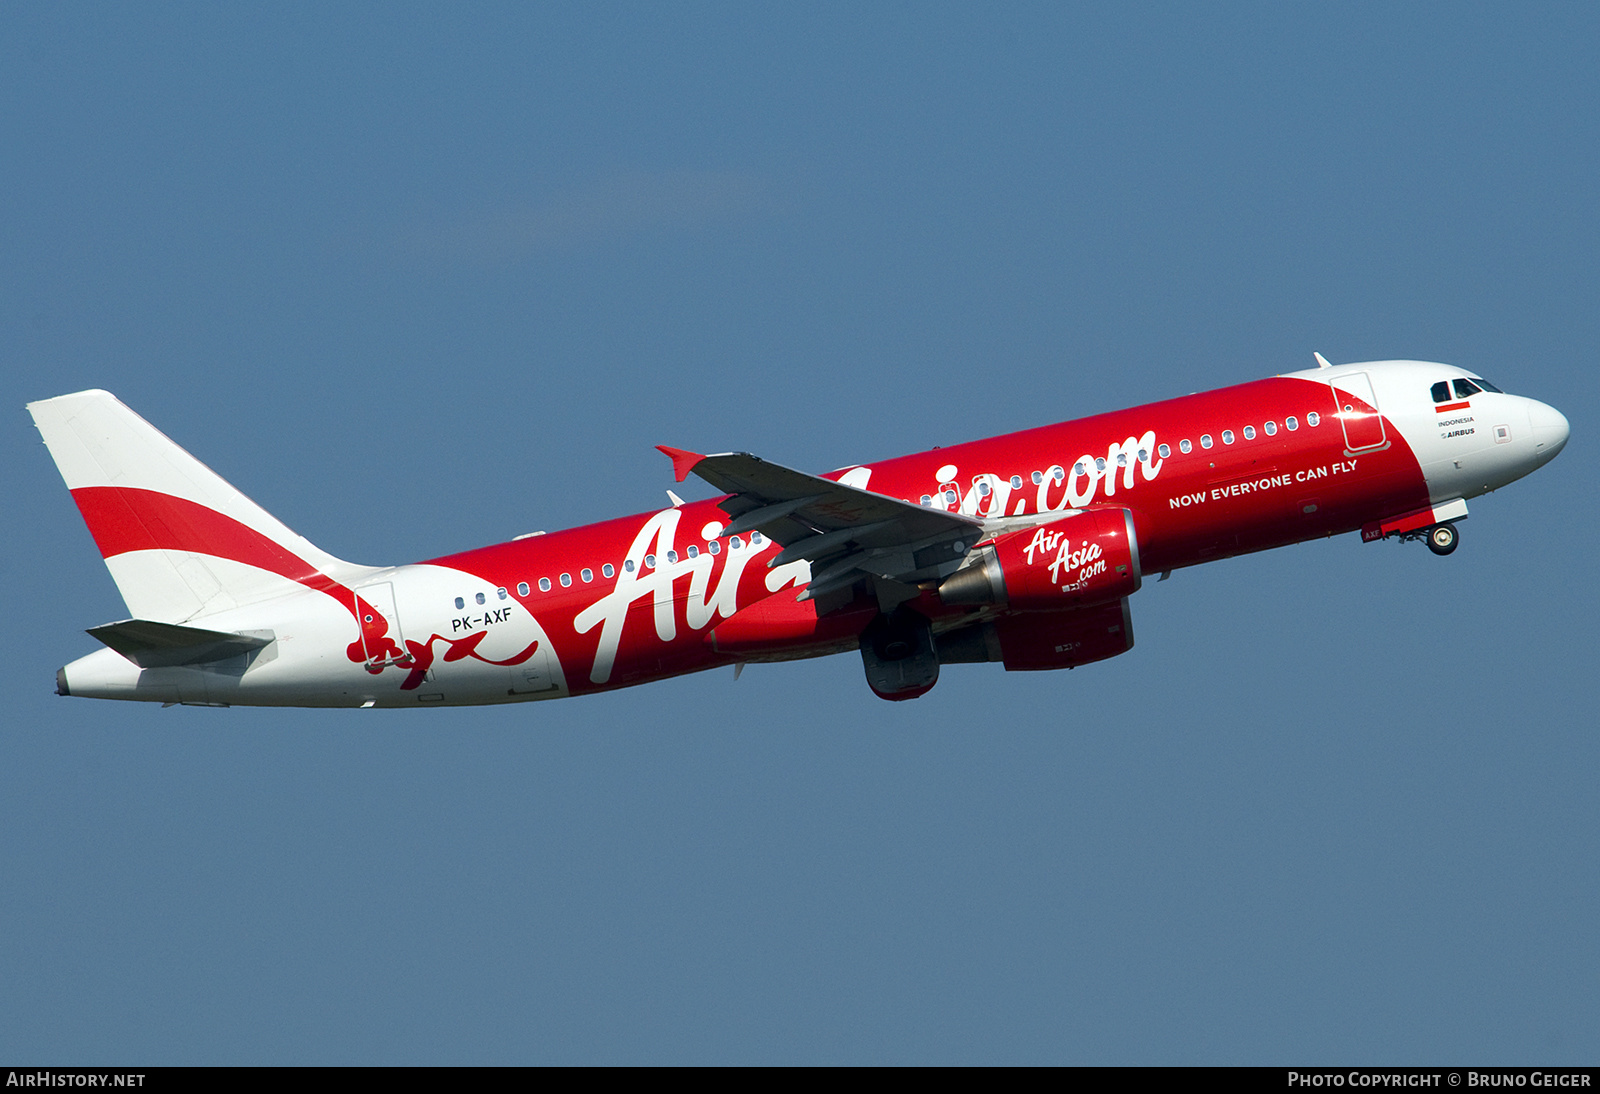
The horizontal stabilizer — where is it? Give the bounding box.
[87,619,273,669]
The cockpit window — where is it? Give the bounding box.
[1470,376,1503,393]
[1453,379,1482,399]
[1431,381,1451,403]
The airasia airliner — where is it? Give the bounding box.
[29,355,1568,704]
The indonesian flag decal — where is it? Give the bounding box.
[1436,399,1471,412]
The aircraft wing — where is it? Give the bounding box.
[658,447,981,601]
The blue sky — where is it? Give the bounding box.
[3,4,1596,1063]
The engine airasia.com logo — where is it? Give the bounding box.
[1022,525,1106,589]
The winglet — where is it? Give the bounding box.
[1313,351,1333,370]
[656,445,706,483]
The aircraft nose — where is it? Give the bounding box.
[1528,399,1570,463]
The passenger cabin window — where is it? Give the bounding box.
[602,563,615,578]
[1431,381,1451,403]
[1179,439,1192,454]
[559,573,572,587]
[1222,430,1235,445]
[497,587,507,600]
[517,582,529,596]
[475,592,486,605]
[1010,475,1023,489]
[1307,412,1321,426]
[538,578,551,592]
[708,541,721,556]
[624,559,636,573]
[1264,421,1278,436]
[1201,434,1214,449]
[1242,426,1255,441]
[581,568,594,583]
[1286,416,1299,430]
[1158,443,1171,458]
[454,597,464,610]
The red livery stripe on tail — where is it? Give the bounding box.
[70,485,364,619]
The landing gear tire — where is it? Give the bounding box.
[1426,524,1459,556]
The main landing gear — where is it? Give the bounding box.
[1425,523,1459,556]
[859,608,940,701]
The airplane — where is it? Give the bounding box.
[28,354,1568,706]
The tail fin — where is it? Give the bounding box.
[28,390,375,623]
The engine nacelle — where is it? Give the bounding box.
[994,598,1134,671]
[935,598,1135,672]
[938,508,1142,611]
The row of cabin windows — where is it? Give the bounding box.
[452,532,768,608]
[917,412,1324,505]
[1180,412,1319,454]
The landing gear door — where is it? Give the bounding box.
[1330,372,1389,453]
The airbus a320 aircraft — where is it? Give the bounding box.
[29,356,1567,705]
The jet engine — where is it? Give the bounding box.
[935,598,1135,672]
[937,507,1142,612]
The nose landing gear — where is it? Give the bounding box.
[1425,523,1459,556]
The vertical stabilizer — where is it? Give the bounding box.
[28,390,377,623]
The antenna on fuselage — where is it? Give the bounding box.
[1313,351,1333,369]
